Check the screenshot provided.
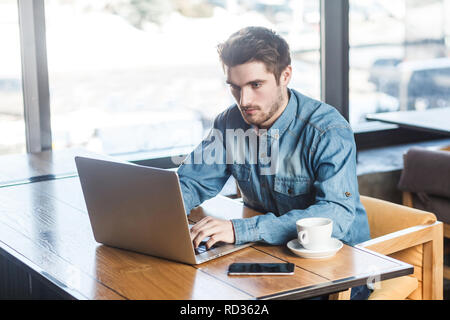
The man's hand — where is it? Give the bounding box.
[190,216,236,249]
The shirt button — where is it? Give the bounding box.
[345,192,351,197]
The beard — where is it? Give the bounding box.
[240,86,285,128]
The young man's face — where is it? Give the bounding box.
[225,60,291,129]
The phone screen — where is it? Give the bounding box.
[228,263,295,275]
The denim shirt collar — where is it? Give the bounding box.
[264,88,297,139]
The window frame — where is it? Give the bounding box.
[17,0,52,153]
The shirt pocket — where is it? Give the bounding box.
[274,176,311,197]
[273,176,313,214]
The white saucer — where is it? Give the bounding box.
[287,238,343,259]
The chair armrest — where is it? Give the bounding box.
[356,221,442,255]
[356,221,443,300]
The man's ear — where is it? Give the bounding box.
[280,65,292,86]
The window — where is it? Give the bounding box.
[44,0,320,158]
[349,0,450,130]
[15,0,446,157]
[0,0,26,155]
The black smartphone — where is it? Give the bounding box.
[227,262,295,275]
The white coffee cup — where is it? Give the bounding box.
[296,217,333,250]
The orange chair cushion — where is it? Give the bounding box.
[368,276,419,300]
[360,196,436,239]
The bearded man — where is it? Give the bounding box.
[177,26,371,299]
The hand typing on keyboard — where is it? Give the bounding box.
[194,240,224,255]
[190,216,236,250]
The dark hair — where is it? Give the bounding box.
[217,26,291,84]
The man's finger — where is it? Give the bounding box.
[205,235,222,249]
[192,225,220,248]
[190,216,212,239]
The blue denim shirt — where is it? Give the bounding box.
[177,88,370,246]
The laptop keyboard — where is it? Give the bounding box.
[189,224,224,255]
[194,241,223,255]
[195,242,208,255]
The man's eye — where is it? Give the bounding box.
[252,82,262,88]
[230,84,240,91]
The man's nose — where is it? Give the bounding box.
[240,87,253,107]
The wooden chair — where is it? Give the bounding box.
[356,196,443,300]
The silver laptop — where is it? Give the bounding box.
[74,156,252,264]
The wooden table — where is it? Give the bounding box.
[0,151,413,300]
[0,147,93,187]
[188,197,412,300]
[366,107,450,136]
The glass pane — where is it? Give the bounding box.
[349,0,450,128]
[0,0,26,155]
[45,0,320,158]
